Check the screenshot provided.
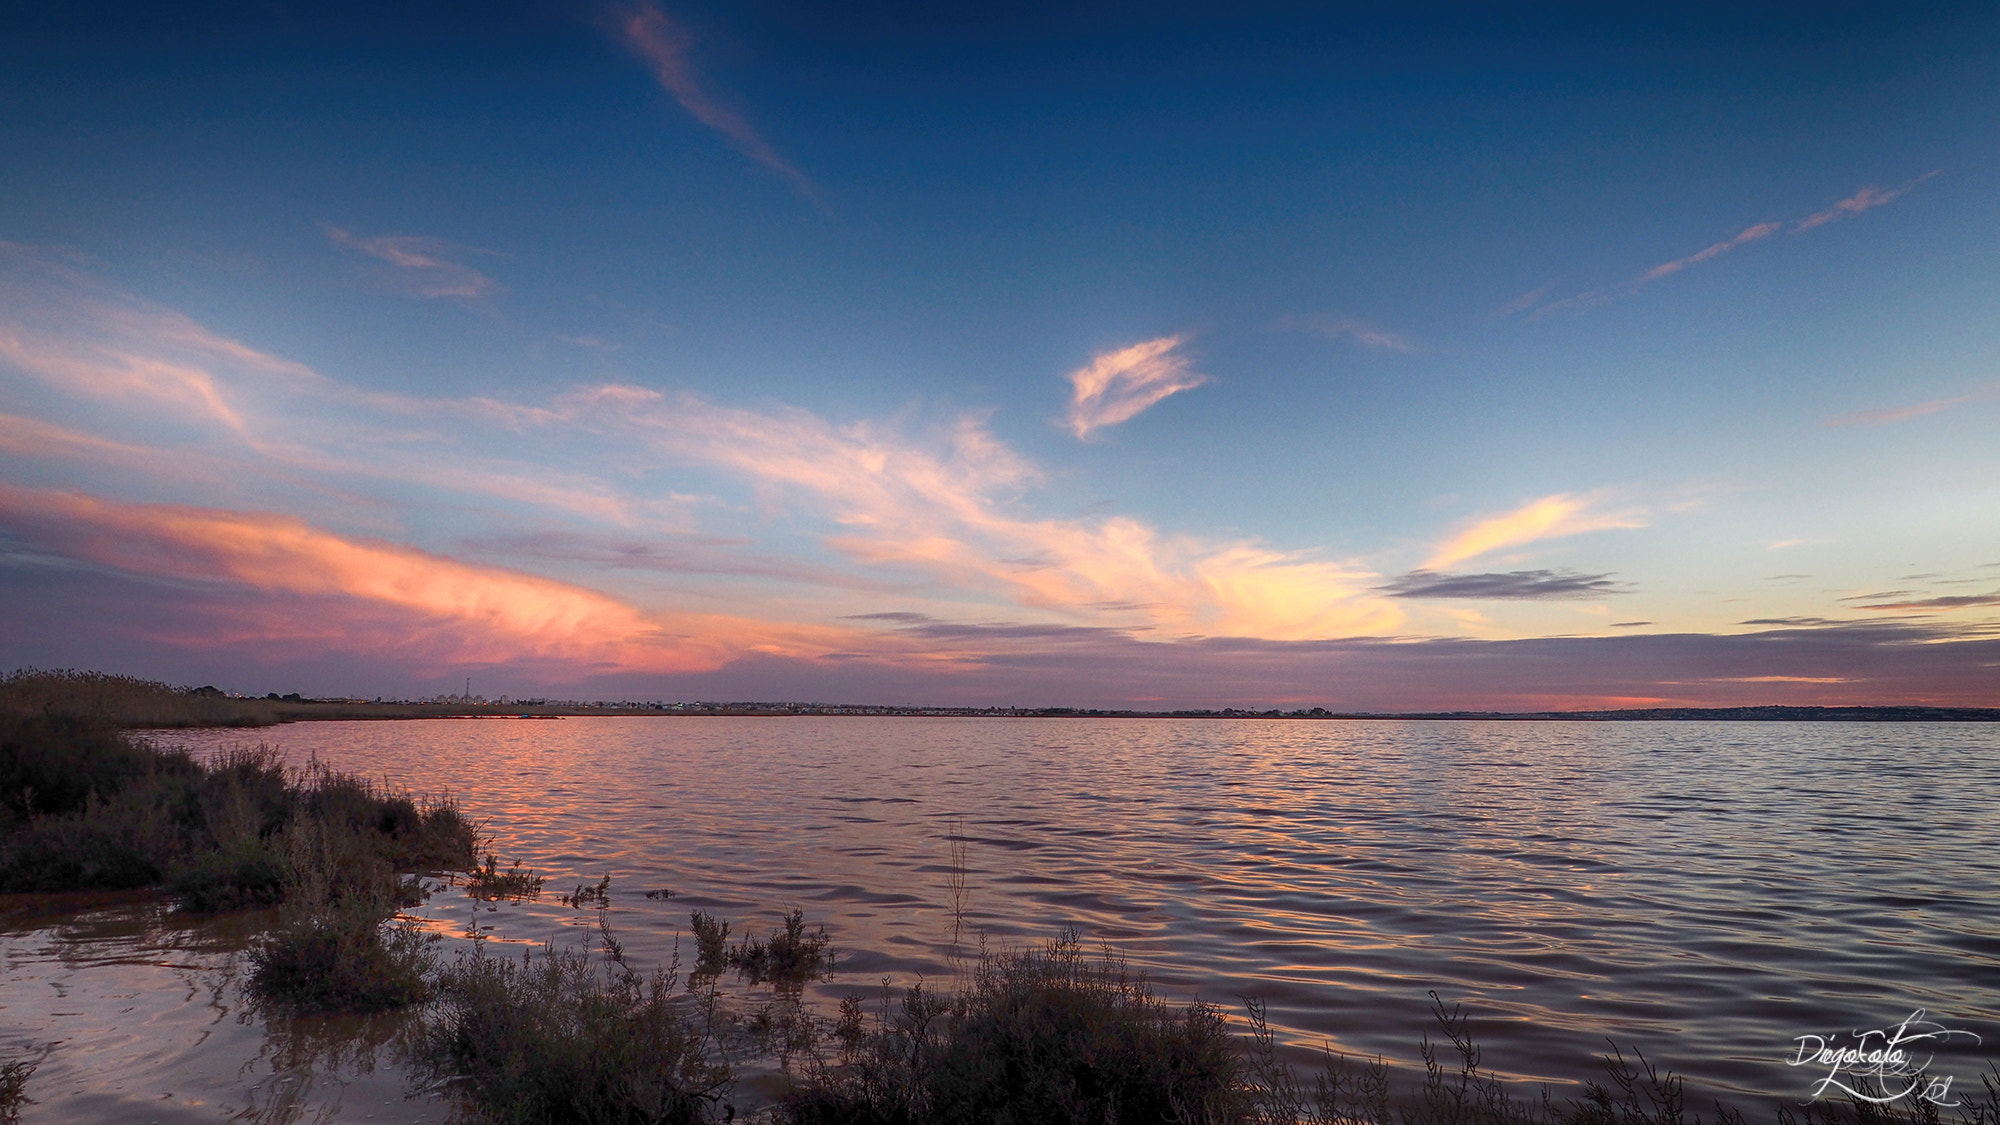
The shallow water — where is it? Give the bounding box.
[11,718,1998,1120]
[0,892,444,1124]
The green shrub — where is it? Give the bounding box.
[0,713,185,821]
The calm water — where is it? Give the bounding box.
[7,718,1997,1120]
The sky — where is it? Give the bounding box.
[2,1,1997,709]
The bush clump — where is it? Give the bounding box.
[732,908,834,985]
[0,714,477,907]
[413,937,733,1125]
[784,928,1237,1125]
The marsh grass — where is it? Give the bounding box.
[245,809,444,1012]
[413,927,735,1124]
[0,1055,33,1125]
[1,714,477,911]
[782,927,1238,1125]
[0,707,480,1013]
[691,910,733,975]
[731,908,835,985]
[562,873,612,908]
[465,853,546,901]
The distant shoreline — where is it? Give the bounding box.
[9,671,1996,728]
[145,700,2000,725]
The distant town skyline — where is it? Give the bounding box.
[2,3,1996,708]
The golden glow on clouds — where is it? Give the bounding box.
[1425,492,1649,570]
[0,483,883,672]
[1064,336,1209,439]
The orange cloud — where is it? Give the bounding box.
[1064,336,1209,439]
[560,390,1402,639]
[3,248,1400,644]
[1425,492,1648,570]
[0,484,877,672]
[1285,314,1418,352]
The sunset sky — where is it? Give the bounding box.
[3,2,1997,709]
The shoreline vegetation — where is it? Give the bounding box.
[4,668,1999,1124]
[5,669,1997,728]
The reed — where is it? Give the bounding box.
[0,1056,32,1125]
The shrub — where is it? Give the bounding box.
[691,910,732,975]
[247,903,436,1012]
[0,815,161,891]
[413,939,734,1125]
[244,813,437,1012]
[465,853,546,901]
[168,835,290,912]
[783,928,1238,1125]
[0,713,185,822]
[732,908,834,985]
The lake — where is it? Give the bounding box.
[6,717,1996,1121]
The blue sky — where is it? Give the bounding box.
[2,2,1996,707]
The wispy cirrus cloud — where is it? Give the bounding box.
[1424,492,1649,570]
[1524,173,1939,318]
[612,1,819,202]
[1821,382,1995,427]
[1796,172,1939,232]
[1281,314,1417,352]
[1,252,1400,646]
[1380,569,1626,600]
[1531,222,1780,317]
[541,384,1401,640]
[326,227,498,299]
[0,483,887,672]
[1063,335,1208,440]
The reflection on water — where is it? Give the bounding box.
[0,892,447,1124]
[16,718,2000,1120]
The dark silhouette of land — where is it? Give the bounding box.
[6,670,1994,726]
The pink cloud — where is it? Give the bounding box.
[1285,315,1418,352]
[1795,171,1940,233]
[1640,221,1781,280]
[1821,382,1995,427]
[1529,173,1938,318]
[612,1,819,201]
[1064,336,1209,439]
[0,484,888,674]
[326,228,498,299]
